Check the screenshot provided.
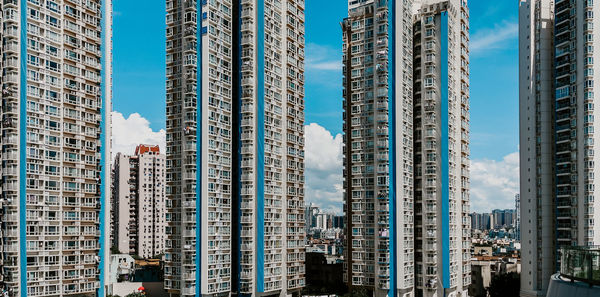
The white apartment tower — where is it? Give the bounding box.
[519,0,600,296]
[342,1,470,297]
[111,144,166,259]
[0,0,112,296]
[164,0,306,296]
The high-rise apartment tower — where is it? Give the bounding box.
[342,0,470,297]
[519,0,600,296]
[111,144,166,259]
[0,0,112,296]
[164,0,306,296]
[412,1,471,295]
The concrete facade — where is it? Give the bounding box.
[0,1,112,296]
[342,1,470,297]
[164,0,306,296]
[519,0,600,295]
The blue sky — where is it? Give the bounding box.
[113,1,166,131]
[112,1,520,213]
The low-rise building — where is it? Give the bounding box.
[108,254,166,297]
[473,246,493,256]
[469,256,521,297]
[109,254,136,284]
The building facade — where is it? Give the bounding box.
[519,0,600,296]
[0,0,112,296]
[515,194,520,241]
[470,213,482,231]
[342,1,470,297]
[342,0,415,295]
[164,0,306,296]
[412,1,471,295]
[112,144,166,259]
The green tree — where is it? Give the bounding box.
[110,246,121,255]
[487,272,520,297]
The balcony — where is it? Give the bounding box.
[547,246,600,297]
[560,246,600,286]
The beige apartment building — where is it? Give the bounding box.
[112,144,166,259]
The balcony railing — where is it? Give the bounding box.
[560,246,600,286]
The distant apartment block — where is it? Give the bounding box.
[164,0,306,296]
[112,144,166,259]
[470,212,491,231]
[0,0,112,296]
[342,0,471,296]
[491,209,516,229]
[519,0,600,296]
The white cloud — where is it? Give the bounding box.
[470,21,518,53]
[111,111,166,158]
[305,123,344,214]
[305,43,342,72]
[470,152,520,212]
[109,112,519,215]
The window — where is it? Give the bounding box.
[425,77,435,87]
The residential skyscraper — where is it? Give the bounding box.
[519,0,600,296]
[305,202,319,231]
[164,0,306,296]
[470,213,482,231]
[412,1,471,294]
[342,0,470,296]
[342,0,415,295]
[111,144,166,259]
[481,213,490,231]
[0,1,112,296]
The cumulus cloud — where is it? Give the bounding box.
[305,123,344,214]
[111,111,166,158]
[470,21,518,53]
[470,152,520,212]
